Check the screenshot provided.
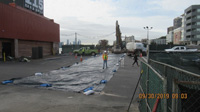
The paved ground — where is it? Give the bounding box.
[0,54,81,81]
[0,54,140,112]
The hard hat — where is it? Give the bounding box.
[104,51,107,53]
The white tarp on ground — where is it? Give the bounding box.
[13,54,125,92]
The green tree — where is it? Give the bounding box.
[98,39,108,49]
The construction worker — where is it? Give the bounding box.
[102,51,108,69]
[132,54,139,66]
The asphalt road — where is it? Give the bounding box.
[0,55,81,81]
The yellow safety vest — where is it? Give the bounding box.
[102,54,108,60]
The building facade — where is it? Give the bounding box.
[67,39,69,45]
[0,2,59,58]
[173,27,182,44]
[167,26,174,34]
[78,40,81,45]
[0,0,44,15]
[166,31,174,44]
[174,17,182,29]
[151,39,166,45]
[185,5,200,45]
[181,14,185,44]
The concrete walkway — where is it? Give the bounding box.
[0,55,140,112]
[101,56,140,111]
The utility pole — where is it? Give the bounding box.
[75,32,77,45]
[144,26,153,63]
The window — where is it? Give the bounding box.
[192,41,197,45]
[186,29,191,32]
[192,28,196,31]
[192,15,196,18]
[192,22,196,25]
[175,47,179,50]
[187,10,191,14]
[197,15,200,19]
[181,47,185,50]
[192,9,196,12]
[197,9,200,12]
[186,23,191,26]
[195,35,200,38]
[186,36,191,38]
[186,17,191,20]
[192,28,200,32]
[191,22,200,25]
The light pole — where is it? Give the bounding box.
[144,26,153,63]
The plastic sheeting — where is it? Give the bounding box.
[13,54,125,92]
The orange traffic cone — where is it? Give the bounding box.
[80,55,83,62]
[140,53,142,57]
[75,54,77,59]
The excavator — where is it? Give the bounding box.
[112,20,122,53]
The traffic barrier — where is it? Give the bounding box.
[40,83,52,87]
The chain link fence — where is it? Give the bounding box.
[139,60,166,112]
[139,57,200,112]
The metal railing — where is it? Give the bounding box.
[139,58,200,112]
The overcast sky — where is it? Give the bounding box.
[44,0,200,45]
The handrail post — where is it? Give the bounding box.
[146,64,149,112]
[163,66,168,112]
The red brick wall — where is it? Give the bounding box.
[18,40,52,57]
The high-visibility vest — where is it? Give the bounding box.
[102,54,108,60]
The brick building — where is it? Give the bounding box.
[0,1,59,59]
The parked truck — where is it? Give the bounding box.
[126,42,147,56]
[165,46,198,52]
[73,47,98,56]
